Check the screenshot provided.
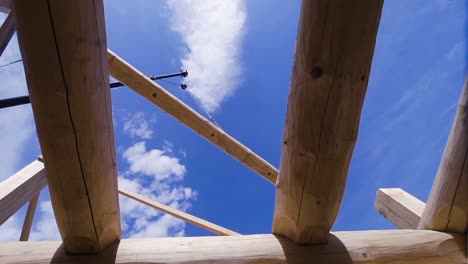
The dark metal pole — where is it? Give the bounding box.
[109,70,188,89]
[0,95,30,109]
[0,70,188,109]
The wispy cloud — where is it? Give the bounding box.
[122,112,155,140]
[119,112,197,238]
[123,141,186,182]
[166,0,247,113]
[0,14,39,241]
[0,14,36,181]
[0,216,22,241]
[29,200,61,241]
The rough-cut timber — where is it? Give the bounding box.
[19,193,39,241]
[14,0,120,253]
[0,0,11,13]
[119,188,240,236]
[375,188,425,229]
[0,231,464,263]
[0,160,46,225]
[418,77,468,233]
[108,50,278,184]
[273,0,383,244]
[0,10,15,56]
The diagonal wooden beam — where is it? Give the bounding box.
[418,76,468,233]
[119,188,240,236]
[272,0,383,244]
[0,10,15,57]
[0,160,46,225]
[0,230,465,263]
[14,0,120,254]
[374,188,425,229]
[0,0,12,14]
[19,193,39,241]
[108,50,278,184]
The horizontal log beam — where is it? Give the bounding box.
[418,76,468,233]
[0,160,46,225]
[0,230,465,263]
[119,188,240,236]
[107,50,278,184]
[374,188,425,229]
[14,0,120,253]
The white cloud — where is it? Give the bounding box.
[119,112,197,238]
[123,141,186,182]
[0,216,22,241]
[0,14,38,242]
[0,14,36,181]
[166,0,247,113]
[122,112,155,140]
[0,199,61,242]
[29,200,61,241]
[129,214,185,238]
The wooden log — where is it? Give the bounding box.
[418,77,468,233]
[0,230,465,263]
[0,0,11,14]
[108,50,278,184]
[374,188,425,229]
[272,0,383,244]
[13,0,120,253]
[19,193,39,241]
[0,160,46,225]
[0,10,15,57]
[119,188,240,236]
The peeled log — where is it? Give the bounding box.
[13,0,120,253]
[0,231,464,264]
[0,10,15,56]
[273,0,383,244]
[418,76,468,233]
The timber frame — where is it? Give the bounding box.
[0,0,467,263]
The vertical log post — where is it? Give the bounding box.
[14,0,120,253]
[273,0,383,244]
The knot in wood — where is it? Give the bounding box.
[310,66,323,80]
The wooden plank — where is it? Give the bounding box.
[19,193,39,241]
[374,188,425,229]
[13,0,120,254]
[272,0,383,244]
[0,10,15,57]
[0,160,46,225]
[108,50,278,184]
[0,0,12,14]
[0,230,465,263]
[418,77,468,233]
[119,188,240,236]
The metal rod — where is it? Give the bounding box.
[110,70,188,88]
[0,95,30,109]
[0,70,188,109]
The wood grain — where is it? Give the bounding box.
[0,0,11,14]
[119,188,240,236]
[0,10,15,56]
[108,50,278,184]
[19,193,39,241]
[14,0,120,253]
[418,76,468,233]
[375,188,425,229]
[0,160,46,225]
[273,0,383,244]
[0,230,464,263]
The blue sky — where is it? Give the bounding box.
[0,0,466,240]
